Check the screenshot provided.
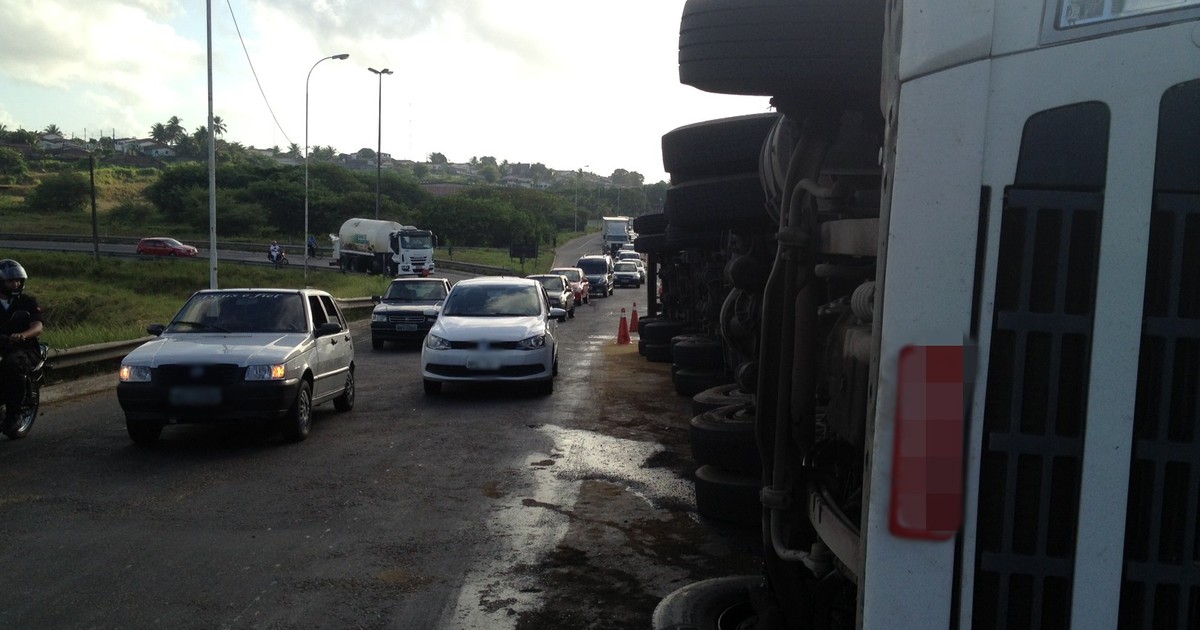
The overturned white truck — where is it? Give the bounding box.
[647,1,1200,629]
[332,218,435,277]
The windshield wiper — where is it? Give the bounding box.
[171,320,230,333]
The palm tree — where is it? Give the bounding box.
[211,115,227,136]
[43,124,62,136]
[10,128,37,146]
[165,116,184,145]
[149,122,171,144]
[286,142,301,157]
[0,123,7,142]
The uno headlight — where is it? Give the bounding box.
[119,365,152,383]
[245,364,287,381]
[371,312,388,323]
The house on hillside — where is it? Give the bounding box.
[500,176,534,188]
[114,138,140,155]
[136,139,175,158]
[37,133,68,150]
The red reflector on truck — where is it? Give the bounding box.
[890,345,964,540]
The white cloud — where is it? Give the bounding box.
[0,0,771,181]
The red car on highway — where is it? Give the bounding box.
[136,237,198,257]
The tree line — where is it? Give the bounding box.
[1,118,669,247]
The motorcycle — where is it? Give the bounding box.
[1,341,48,440]
[269,250,289,268]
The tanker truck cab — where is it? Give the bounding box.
[394,228,435,276]
[656,1,1200,629]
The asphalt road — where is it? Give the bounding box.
[0,235,760,629]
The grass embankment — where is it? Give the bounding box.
[2,167,583,348]
[19,251,395,350]
[14,245,572,350]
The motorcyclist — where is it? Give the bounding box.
[0,259,43,433]
[269,240,282,264]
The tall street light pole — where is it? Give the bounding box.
[305,53,349,287]
[368,67,393,220]
[573,165,588,233]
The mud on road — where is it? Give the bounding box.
[496,343,761,630]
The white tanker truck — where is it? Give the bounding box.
[331,218,435,277]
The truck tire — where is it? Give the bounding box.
[673,367,730,398]
[678,0,885,110]
[665,174,771,232]
[672,336,724,371]
[694,464,761,525]
[641,319,688,345]
[644,343,673,363]
[633,212,668,235]
[691,383,754,416]
[635,233,671,255]
[665,226,726,251]
[662,113,780,182]
[690,403,759,473]
[652,575,763,630]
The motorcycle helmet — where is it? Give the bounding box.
[0,259,27,297]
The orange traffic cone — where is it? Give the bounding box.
[616,308,631,344]
[630,302,639,332]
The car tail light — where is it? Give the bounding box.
[890,345,964,540]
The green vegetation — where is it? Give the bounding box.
[1,123,655,351]
[22,251,396,350]
[20,241,575,350]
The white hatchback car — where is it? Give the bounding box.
[117,288,356,444]
[421,277,566,395]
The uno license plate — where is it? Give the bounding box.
[395,324,418,331]
[169,385,221,406]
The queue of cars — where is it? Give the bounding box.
[115,250,644,444]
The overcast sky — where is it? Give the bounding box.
[0,0,772,183]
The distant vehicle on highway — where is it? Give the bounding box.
[613,261,642,288]
[549,266,591,306]
[527,273,576,320]
[136,237,198,257]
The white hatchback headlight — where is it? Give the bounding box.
[425,334,450,350]
[119,365,152,382]
[518,334,547,350]
[245,364,287,381]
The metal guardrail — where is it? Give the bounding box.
[46,297,376,370]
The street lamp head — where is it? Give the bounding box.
[369,67,393,76]
[332,53,349,60]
